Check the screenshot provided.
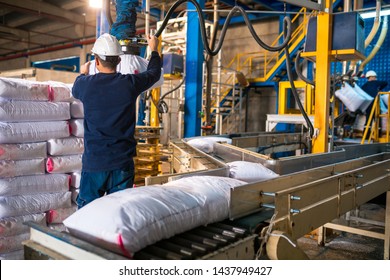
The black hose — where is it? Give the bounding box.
[155,0,292,56]
[157,76,186,114]
[295,49,315,86]
[283,21,314,153]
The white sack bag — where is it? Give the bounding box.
[335,82,366,112]
[69,119,84,137]
[0,121,70,144]
[0,213,46,237]
[89,54,164,90]
[70,100,84,118]
[227,161,279,183]
[46,154,82,173]
[0,142,47,160]
[63,176,245,257]
[0,192,72,218]
[0,77,49,101]
[0,174,70,196]
[47,81,73,102]
[0,232,30,254]
[47,137,84,156]
[353,84,374,113]
[0,158,45,178]
[0,98,70,122]
[186,136,232,153]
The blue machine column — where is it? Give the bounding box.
[184,0,205,137]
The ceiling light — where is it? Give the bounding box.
[360,9,390,19]
[89,0,103,8]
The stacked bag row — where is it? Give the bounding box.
[0,77,83,259]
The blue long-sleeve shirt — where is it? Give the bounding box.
[361,80,388,99]
[72,51,161,172]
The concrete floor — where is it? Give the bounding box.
[296,203,386,260]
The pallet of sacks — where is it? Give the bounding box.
[0,77,83,259]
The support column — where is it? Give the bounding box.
[184,0,205,137]
[312,0,332,153]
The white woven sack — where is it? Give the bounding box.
[0,213,46,237]
[47,81,73,102]
[0,232,30,254]
[0,158,45,178]
[70,100,84,118]
[227,161,279,183]
[69,119,84,137]
[70,187,79,203]
[70,172,81,188]
[0,174,69,196]
[0,191,72,218]
[46,205,77,224]
[46,154,82,173]
[0,121,70,144]
[0,142,47,160]
[335,82,366,112]
[47,137,84,156]
[0,98,70,122]
[186,136,232,153]
[0,77,49,101]
[89,54,164,90]
[353,84,374,113]
[63,176,245,257]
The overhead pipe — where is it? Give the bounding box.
[364,0,381,48]
[359,15,388,72]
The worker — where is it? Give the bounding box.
[362,70,388,130]
[72,33,161,208]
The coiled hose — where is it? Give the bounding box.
[155,0,292,56]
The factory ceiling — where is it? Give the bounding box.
[0,0,384,61]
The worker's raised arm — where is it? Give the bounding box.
[146,35,159,53]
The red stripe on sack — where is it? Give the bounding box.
[46,158,54,173]
[117,234,133,259]
[48,85,54,101]
[67,121,72,135]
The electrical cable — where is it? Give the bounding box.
[294,49,315,86]
[155,0,292,56]
[283,21,314,153]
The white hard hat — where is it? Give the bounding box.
[366,70,377,78]
[91,33,123,60]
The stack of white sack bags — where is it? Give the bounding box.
[63,175,246,258]
[0,77,79,259]
[380,94,389,135]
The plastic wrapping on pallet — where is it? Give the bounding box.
[69,119,84,137]
[0,232,30,254]
[70,99,84,118]
[46,155,82,174]
[0,121,70,144]
[0,158,45,178]
[335,82,373,113]
[0,78,72,102]
[89,54,164,89]
[0,98,70,122]
[63,176,245,257]
[0,213,46,237]
[47,137,84,156]
[46,205,77,224]
[0,142,47,160]
[186,136,232,153]
[227,161,279,183]
[0,174,70,196]
[0,192,72,218]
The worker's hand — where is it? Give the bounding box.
[80,61,90,75]
[147,35,159,52]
